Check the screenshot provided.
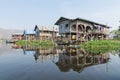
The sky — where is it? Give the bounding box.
[0,0,120,31]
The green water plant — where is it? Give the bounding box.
[15,40,56,47]
[80,40,120,54]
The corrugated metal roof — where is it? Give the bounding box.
[55,17,111,28]
[36,25,59,32]
[12,33,23,35]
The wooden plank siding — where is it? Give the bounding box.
[55,17,110,42]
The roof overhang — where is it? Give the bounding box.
[55,17,71,25]
[55,17,111,28]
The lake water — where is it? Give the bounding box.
[0,44,120,80]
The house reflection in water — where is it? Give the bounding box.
[34,47,58,63]
[12,44,36,54]
[12,44,23,49]
[55,48,110,73]
[12,44,59,63]
[12,44,110,73]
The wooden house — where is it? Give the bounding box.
[12,33,23,41]
[23,30,36,41]
[55,17,110,41]
[34,25,59,40]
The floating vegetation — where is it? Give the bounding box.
[80,40,120,54]
[15,40,56,47]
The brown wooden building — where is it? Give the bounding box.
[55,17,110,41]
[34,25,59,40]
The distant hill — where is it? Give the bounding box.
[0,28,23,39]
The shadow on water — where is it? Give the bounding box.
[12,44,111,73]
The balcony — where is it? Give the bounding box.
[71,25,84,33]
[92,30,109,34]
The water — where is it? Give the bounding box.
[0,44,120,80]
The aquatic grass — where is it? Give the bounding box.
[80,40,120,54]
[15,40,55,47]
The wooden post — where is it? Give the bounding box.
[76,20,78,42]
[42,26,43,41]
[102,35,103,40]
[52,26,54,44]
[118,21,120,31]
[70,24,71,44]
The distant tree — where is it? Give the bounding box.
[118,21,120,31]
[119,26,120,31]
[110,29,120,40]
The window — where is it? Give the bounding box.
[65,24,68,29]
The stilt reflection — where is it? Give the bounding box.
[12,44,110,73]
[55,47,110,73]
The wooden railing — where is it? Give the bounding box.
[92,30,109,34]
